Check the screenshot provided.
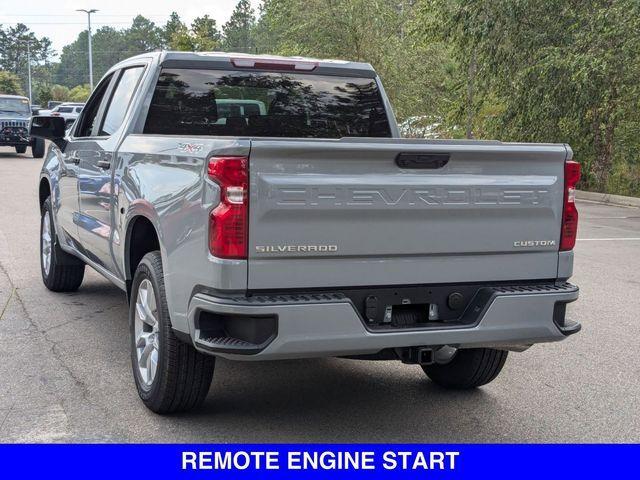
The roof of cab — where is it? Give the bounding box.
[112,51,377,78]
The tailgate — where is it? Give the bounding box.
[247,139,567,290]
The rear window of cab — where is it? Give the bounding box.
[143,68,391,138]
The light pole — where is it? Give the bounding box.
[77,8,98,91]
[25,41,32,105]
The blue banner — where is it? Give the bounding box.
[0,444,636,479]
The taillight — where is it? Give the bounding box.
[560,160,581,251]
[208,156,248,259]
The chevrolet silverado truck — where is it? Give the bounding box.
[30,52,581,414]
[0,94,45,157]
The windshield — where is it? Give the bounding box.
[143,69,391,138]
[0,97,30,114]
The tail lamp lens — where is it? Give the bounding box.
[560,160,581,251]
[208,156,248,259]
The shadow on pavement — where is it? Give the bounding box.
[168,356,498,442]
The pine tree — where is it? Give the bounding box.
[222,0,257,53]
[191,16,222,51]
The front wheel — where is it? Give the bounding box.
[422,348,508,389]
[15,145,27,154]
[130,251,215,414]
[40,197,85,291]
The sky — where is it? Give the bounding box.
[0,0,263,57]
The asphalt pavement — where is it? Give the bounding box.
[0,147,639,442]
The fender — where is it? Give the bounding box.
[39,146,64,239]
[122,199,165,280]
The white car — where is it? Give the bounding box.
[50,103,85,127]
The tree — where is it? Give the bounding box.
[56,31,90,87]
[0,70,23,95]
[415,0,640,191]
[165,15,222,51]
[124,15,163,54]
[0,24,54,94]
[222,0,257,52]
[56,17,161,88]
[36,85,52,105]
[162,12,188,48]
[191,16,222,51]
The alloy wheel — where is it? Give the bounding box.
[41,213,52,276]
[134,279,160,387]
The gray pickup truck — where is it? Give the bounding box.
[31,52,580,414]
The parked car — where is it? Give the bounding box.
[31,52,581,414]
[49,102,85,127]
[37,100,63,117]
[0,94,45,157]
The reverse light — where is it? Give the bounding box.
[208,156,248,259]
[560,160,581,251]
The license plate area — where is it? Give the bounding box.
[386,303,432,327]
[367,299,439,328]
[357,284,494,331]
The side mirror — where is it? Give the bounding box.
[30,116,67,149]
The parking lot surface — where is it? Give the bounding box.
[0,147,639,442]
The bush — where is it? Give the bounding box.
[68,84,91,102]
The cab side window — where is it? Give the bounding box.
[100,66,144,136]
[74,74,113,138]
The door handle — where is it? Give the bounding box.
[97,152,112,170]
[395,153,450,169]
[66,151,80,165]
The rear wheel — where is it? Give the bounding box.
[40,197,85,291]
[130,251,215,414]
[31,138,45,158]
[422,348,508,389]
[15,145,27,154]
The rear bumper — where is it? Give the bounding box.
[186,283,579,361]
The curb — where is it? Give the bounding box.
[576,190,640,208]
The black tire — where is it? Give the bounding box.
[31,138,45,158]
[422,348,508,389]
[15,145,27,154]
[130,251,215,414]
[40,198,85,292]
